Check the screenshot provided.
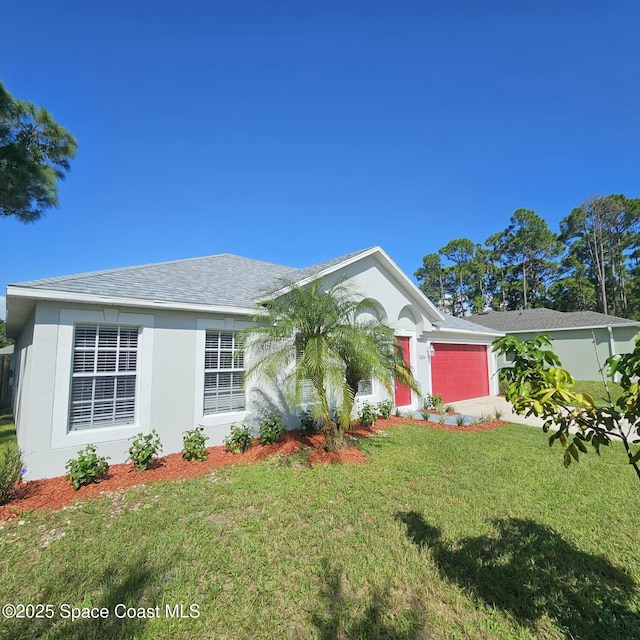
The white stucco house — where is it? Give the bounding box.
[6,246,501,480]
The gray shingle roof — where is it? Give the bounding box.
[434,314,503,335]
[10,248,376,310]
[469,308,640,332]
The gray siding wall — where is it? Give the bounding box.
[496,326,640,380]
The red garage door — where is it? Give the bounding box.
[431,343,489,403]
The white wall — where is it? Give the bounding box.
[16,301,261,479]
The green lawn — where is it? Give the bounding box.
[0,414,17,449]
[572,379,624,406]
[1,423,638,639]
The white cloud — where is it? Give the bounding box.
[0,296,5,321]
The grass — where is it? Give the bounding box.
[0,414,17,449]
[1,423,639,639]
[572,379,624,407]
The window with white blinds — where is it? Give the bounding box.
[69,324,139,430]
[357,379,373,396]
[203,330,245,414]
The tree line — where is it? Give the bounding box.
[414,195,640,319]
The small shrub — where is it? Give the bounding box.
[477,413,488,424]
[299,410,318,435]
[376,400,393,419]
[438,411,447,424]
[424,393,444,411]
[127,430,162,471]
[420,399,433,421]
[444,404,455,414]
[259,412,286,445]
[455,414,466,427]
[65,444,110,490]
[494,409,503,420]
[0,446,25,505]
[182,426,209,462]
[359,402,379,427]
[224,423,253,454]
[394,407,402,417]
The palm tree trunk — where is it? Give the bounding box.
[316,384,345,451]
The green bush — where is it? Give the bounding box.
[0,446,25,505]
[376,400,393,419]
[258,413,286,445]
[455,414,466,427]
[359,402,379,427]
[182,426,209,462]
[224,423,253,454]
[65,444,110,490]
[299,410,319,435]
[423,393,444,411]
[127,430,162,471]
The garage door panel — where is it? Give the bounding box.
[431,343,489,403]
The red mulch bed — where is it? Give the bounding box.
[0,416,507,520]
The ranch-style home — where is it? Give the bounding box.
[5,246,501,480]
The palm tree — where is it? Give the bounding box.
[242,279,420,450]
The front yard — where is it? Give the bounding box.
[1,422,638,639]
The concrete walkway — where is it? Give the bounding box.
[450,396,548,428]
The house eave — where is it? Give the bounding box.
[432,327,504,338]
[503,323,640,334]
[6,285,260,320]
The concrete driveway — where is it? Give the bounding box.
[451,396,547,428]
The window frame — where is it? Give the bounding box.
[203,329,245,415]
[194,317,253,427]
[356,378,374,397]
[51,309,154,450]
[69,323,140,431]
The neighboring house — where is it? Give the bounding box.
[6,246,501,480]
[469,308,640,380]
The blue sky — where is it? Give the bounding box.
[2,1,639,319]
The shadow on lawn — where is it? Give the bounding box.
[2,554,166,640]
[395,511,639,640]
[0,413,17,448]
[310,558,425,640]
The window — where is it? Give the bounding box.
[356,379,373,396]
[69,324,139,430]
[203,330,245,414]
[302,378,371,402]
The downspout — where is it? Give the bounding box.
[607,326,618,382]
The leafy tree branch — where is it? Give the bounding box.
[493,334,640,482]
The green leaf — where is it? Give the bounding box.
[567,443,580,462]
[573,437,588,454]
[563,450,572,468]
